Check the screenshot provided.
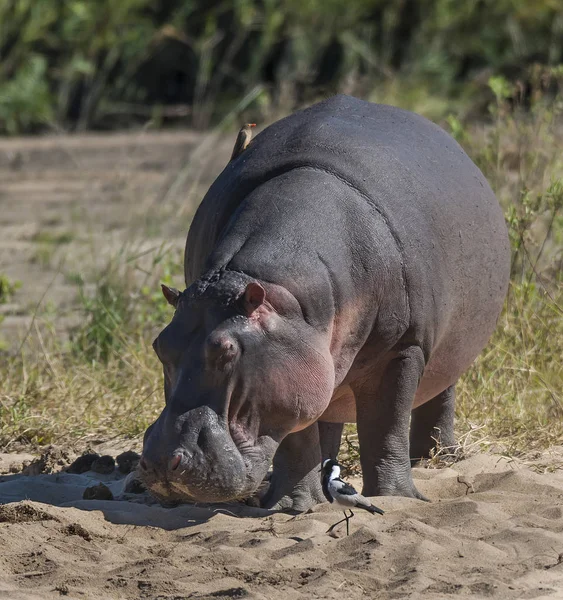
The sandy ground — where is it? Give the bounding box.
[0,128,231,349]
[0,449,562,600]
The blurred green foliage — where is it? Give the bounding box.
[0,274,21,304]
[1,0,563,133]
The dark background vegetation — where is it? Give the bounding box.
[2,0,563,134]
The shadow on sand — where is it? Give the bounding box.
[0,468,274,530]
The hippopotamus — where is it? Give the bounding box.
[140,94,510,511]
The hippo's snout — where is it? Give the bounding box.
[140,406,272,503]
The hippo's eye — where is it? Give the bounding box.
[154,320,195,365]
[152,336,164,362]
[153,329,181,365]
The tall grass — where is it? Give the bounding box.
[0,89,561,460]
[0,246,182,449]
[453,79,563,458]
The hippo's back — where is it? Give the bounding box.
[187,95,510,376]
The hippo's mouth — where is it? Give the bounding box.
[140,406,278,505]
[171,439,275,502]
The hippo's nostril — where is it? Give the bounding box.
[169,455,181,471]
[139,458,148,471]
[197,428,209,450]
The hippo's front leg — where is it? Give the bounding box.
[261,422,325,512]
[354,345,428,500]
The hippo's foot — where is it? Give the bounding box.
[361,458,429,501]
[410,384,458,465]
[261,467,325,512]
[260,422,324,513]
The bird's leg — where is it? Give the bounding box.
[327,509,355,536]
[345,509,355,536]
[326,513,348,534]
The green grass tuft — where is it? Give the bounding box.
[0,275,21,304]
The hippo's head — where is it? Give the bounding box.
[140,270,334,503]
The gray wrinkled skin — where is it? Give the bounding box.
[140,95,510,511]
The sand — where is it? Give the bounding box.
[0,451,562,600]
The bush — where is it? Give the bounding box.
[2,0,563,133]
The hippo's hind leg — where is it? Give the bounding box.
[261,421,326,512]
[353,345,428,500]
[409,384,458,464]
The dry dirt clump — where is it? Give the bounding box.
[66,453,100,474]
[62,523,92,541]
[116,450,141,474]
[90,454,115,474]
[21,446,73,476]
[0,502,58,524]
[82,482,113,501]
[0,453,36,474]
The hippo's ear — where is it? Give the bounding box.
[243,282,266,315]
[161,284,180,308]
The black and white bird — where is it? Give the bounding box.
[321,458,384,536]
